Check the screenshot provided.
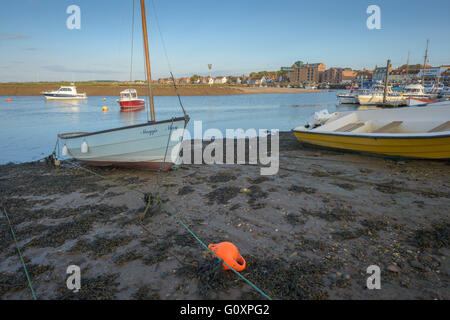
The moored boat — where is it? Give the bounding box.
[406,97,438,106]
[293,104,450,159]
[117,89,145,111]
[356,86,406,106]
[337,90,359,104]
[42,85,87,100]
[58,0,189,170]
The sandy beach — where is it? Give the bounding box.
[0,132,449,300]
[0,84,323,97]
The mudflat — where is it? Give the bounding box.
[0,132,449,300]
[0,84,323,96]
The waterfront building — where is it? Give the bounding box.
[372,67,387,82]
[418,65,450,83]
[322,68,356,84]
[288,61,326,84]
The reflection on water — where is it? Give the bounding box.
[119,108,146,125]
[0,91,357,163]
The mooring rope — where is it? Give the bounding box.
[2,207,37,300]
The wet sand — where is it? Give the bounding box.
[0,84,322,96]
[0,132,449,300]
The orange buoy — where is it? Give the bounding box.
[208,241,246,272]
[102,106,108,112]
[7,98,11,102]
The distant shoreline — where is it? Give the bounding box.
[0,84,326,96]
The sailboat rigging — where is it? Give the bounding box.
[58,0,189,170]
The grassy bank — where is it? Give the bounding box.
[0,82,325,96]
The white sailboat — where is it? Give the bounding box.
[356,86,405,105]
[58,0,189,170]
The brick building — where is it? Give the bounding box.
[288,62,326,84]
[322,68,356,84]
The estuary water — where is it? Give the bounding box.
[0,91,359,164]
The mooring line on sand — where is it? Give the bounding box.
[59,161,272,300]
[2,207,37,300]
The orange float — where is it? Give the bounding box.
[208,241,246,272]
[7,98,11,102]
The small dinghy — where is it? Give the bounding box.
[293,103,450,159]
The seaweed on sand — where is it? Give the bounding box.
[132,285,160,300]
[412,221,449,249]
[24,205,127,249]
[143,241,173,265]
[288,185,316,194]
[177,186,195,195]
[0,264,54,297]
[70,236,133,256]
[176,255,329,300]
[112,250,144,265]
[246,185,268,210]
[205,187,240,205]
[301,206,356,222]
[208,173,237,183]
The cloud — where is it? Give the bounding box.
[0,33,31,41]
[44,65,122,74]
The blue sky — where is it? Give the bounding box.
[0,0,449,82]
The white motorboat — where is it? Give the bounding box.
[337,88,373,104]
[58,0,189,170]
[402,84,431,98]
[42,85,87,100]
[337,90,358,104]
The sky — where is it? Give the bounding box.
[0,0,449,82]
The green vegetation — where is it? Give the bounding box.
[249,70,287,78]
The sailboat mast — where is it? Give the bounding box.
[405,50,410,84]
[421,39,429,84]
[140,0,156,121]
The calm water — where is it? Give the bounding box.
[0,91,358,164]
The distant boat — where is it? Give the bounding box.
[58,0,189,170]
[117,89,145,111]
[337,91,358,104]
[406,97,437,106]
[402,84,431,98]
[293,104,450,159]
[356,86,405,106]
[42,85,87,100]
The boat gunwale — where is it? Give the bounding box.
[58,116,188,140]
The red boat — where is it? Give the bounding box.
[117,89,145,111]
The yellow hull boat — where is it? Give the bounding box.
[293,104,450,159]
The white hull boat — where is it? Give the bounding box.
[337,93,358,104]
[357,93,405,106]
[43,85,87,100]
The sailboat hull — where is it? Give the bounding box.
[59,117,188,170]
